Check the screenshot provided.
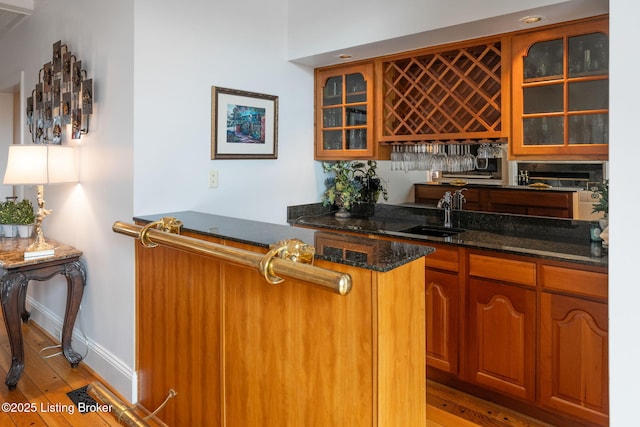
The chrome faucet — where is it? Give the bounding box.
[437,191,453,228]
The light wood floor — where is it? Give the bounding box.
[426,380,554,427]
[0,314,167,426]
[0,315,549,427]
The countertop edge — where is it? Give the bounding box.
[133,212,434,273]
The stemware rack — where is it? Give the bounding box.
[389,141,505,172]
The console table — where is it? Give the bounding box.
[0,238,86,390]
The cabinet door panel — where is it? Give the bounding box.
[511,17,609,158]
[568,32,609,77]
[316,63,375,159]
[425,268,459,374]
[523,84,563,113]
[467,278,536,400]
[523,38,563,79]
[539,293,608,425]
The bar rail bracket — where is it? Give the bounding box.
[113,218,352,296]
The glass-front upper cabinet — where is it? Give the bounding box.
[511,17,609,159]
[315,62,375,159]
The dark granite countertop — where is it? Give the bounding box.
[134,211,434,272]
[287,203,608,269]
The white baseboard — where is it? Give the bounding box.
[25,296,137,403]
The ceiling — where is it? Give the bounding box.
[0,0,34,39]
[289,0,610,67]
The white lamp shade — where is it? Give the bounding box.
[3,144,78,185]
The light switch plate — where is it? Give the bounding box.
[208,169,219,188]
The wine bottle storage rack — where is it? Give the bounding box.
[379,40,504,142]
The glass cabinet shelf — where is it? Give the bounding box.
[511,17,609,159]
[315,62,374,159]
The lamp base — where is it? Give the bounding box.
[23,184,55,259]
[24,248,55,259]
[25,224,55,259]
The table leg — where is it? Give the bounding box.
[18,280,30,323]
[61,261,86,367]
[1,273,29,390]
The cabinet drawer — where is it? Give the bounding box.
[469,253,536,286]
[540,264,608,299]
[424,244,459,272]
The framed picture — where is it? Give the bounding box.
[211,86,278,159]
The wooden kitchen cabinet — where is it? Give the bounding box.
[424,243,461,375]
[539,293,608,425]
[539,262,609,425]
[466,252,537,401]
[299,218,609,426]
[376,37,508,143]
[315,62,375,159]
[511,17,609,159]
[135,228,427,426]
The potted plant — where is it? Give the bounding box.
[351,160,388,218]
[591,179,608,246]
[591,179,608,222]
[14,199,36,238]
[0,199,18,237]
[321,160,388,218]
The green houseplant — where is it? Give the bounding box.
[321,160,388,218]
[0,200,18,237]
[591,179,608,218]
[0,199,36,238]
[14,199,36,238]
[14,199,36,225]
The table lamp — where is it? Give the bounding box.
[3,144,77,255]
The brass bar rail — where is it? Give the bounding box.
[112,220,352,295]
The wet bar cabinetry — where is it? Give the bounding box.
[420,244,608,426]
[289,205,608,426]
[314,36,509,160]
[538,264,609,426]
[315,62,375,159]
[466,252,537,401]
[424,243,460,375]
[511,17,609,159]
[133,215,427,427]
[314,16,608,161]
[376,37,508,144]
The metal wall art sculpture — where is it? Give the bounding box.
[26,41,93,143]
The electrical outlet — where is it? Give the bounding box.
[208,169,219,188]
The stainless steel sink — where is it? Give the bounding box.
[399,225,465,237]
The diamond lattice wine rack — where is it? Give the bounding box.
[378,39,505,142]
[26,41,93,143]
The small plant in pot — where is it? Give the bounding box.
[591,180,608,223]
[350,160,388,218]
[14,199,36,238]
[321,160,388,218]
[590,179,609,247]
[0,199,36,238]
[0,200,18,237]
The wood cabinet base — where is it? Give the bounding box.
[135,233,426,426]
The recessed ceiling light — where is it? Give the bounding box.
[338,54,353,60]
[520,15,543,24]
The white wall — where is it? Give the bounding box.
[133,0,323,225]
[0,0,136,400]
[608,1,639,424]
[0,92,15,199]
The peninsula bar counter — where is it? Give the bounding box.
[123,211,433,427]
